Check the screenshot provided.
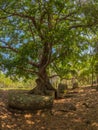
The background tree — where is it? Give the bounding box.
[0,0,98,97]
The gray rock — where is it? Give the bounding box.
[57,83,68,98]
[8,93,53,111]
[64,103,76,111]
[72,82,78,89]
[58,83,68,93]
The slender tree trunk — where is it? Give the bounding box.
[91,71,94,87]
[96,75,98,87]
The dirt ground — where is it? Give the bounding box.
[0,87,98,130]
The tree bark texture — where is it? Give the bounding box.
[29,67,57,98]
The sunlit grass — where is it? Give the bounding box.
[0,73,36,90]
[0,87,31,90]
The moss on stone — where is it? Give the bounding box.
[8,93,53,111]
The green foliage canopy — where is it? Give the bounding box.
[0,0,98,80]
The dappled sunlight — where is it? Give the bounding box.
[54,99,66,103]
[0,88,98,129]
[36,119,41,123]
[36,110,43,116]
[0,0,98,129]
[41,126,46,130]
[0,101,5,106]
[92,122,98,127]
[24,113,32,118]
[26,120,35,125]
[0,114,8,119]
[1,122,17,130]
[24,114,35,125]
[72,118,83,123]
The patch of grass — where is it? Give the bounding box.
[0,87,31,91]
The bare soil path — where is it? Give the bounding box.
[0,87,98,130]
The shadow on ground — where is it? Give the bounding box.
[0,87,98,130]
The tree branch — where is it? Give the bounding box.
[0,39,18,52]
[56,11,77,22]
[0,8,44,48]
[16,66,38,75]
[0,15,12,19]
[28,61,39,68]
[69,21,98,30]
[0,9,34,20]
[0,45,18,53]
[0,45,39,67]
[0,38,40,67]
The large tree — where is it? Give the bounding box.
[0,0,98,97]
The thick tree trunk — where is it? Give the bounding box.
[29,68,57,98]
[96,76,98,88]
[29,39,57,98]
